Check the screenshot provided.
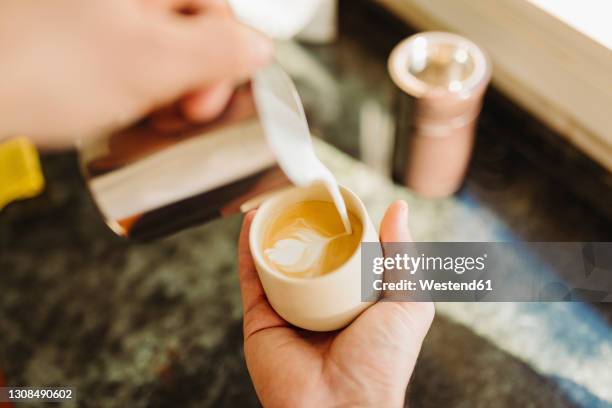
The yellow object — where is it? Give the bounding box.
[0,137,45,209]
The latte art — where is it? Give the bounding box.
[265,220,344,276]
[263,201,362,278]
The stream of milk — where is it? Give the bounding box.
[253,62,352,235]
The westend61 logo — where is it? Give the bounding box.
[361,242,612,302]
[372,253,488,275]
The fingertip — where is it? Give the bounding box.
[380,200,411,243]
[391,200,409,216]
[245,209,257,222]
[245,210,257,230]
[225,20,274,68]
[182,16,273,83]
[211,18,274,71]
[181,82,234,122]
[239,210,257,251]
[246,28,274,67]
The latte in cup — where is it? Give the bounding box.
[250,184,380,331]
[263,201,363,278]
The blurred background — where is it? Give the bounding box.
[1,0,611,406]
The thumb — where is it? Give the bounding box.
[373,200,434,343]
[345,200,434,367]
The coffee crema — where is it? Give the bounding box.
[263,201,362,278]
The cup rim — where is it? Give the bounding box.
[249,183,368,283]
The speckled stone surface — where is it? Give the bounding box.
[0,153,257,407]
[2,1,612,407]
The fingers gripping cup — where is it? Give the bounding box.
[249,183,380,332]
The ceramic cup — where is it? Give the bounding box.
[249,183,380,331]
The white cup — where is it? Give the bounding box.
[249,183,381,331]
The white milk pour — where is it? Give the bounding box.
[253,62,352,234]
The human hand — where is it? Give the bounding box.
[0,0,272,148]
[238,201,435,407]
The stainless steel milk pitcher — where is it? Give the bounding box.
[79,83,290,239]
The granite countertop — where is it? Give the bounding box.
[1,1,612,407]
